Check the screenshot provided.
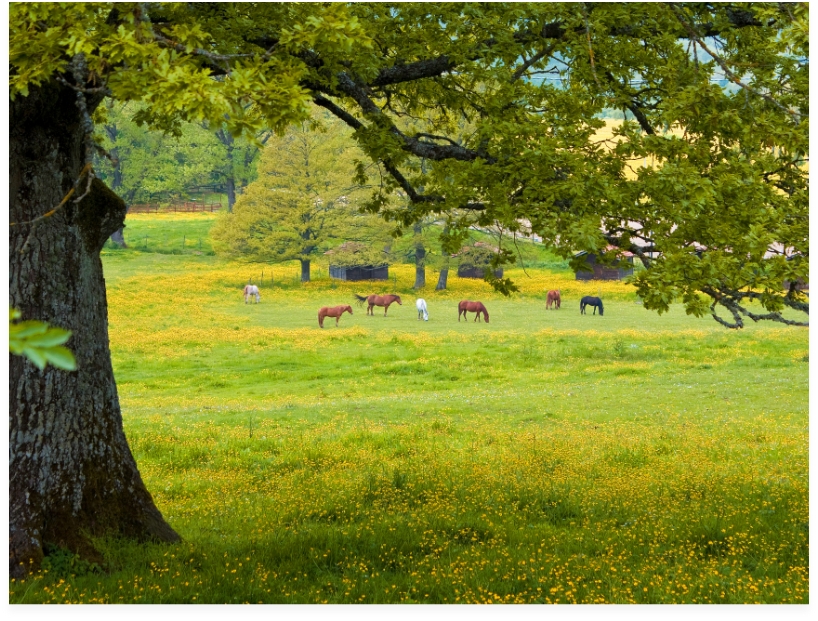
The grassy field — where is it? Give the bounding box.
[9,238,809,604]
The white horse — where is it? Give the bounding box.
[416,298,429,321]
[243,284,260,304]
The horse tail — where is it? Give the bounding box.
[354,294,368,304]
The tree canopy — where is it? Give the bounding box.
[94,101,255,205]
[210,112,390,281]
[11,2,809,326]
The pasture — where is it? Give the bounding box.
[9,232,809,604]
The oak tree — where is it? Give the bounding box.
[9,2,808,577]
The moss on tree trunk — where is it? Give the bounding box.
[9,80,179,579]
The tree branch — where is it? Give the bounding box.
[670,3,802,124]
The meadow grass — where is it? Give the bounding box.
[9,251,808,604]
[110,212,219,255]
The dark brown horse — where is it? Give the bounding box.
[318,305,353,328]
[354,293,402,316]
[546,289,561,310]
[458,300,489,323]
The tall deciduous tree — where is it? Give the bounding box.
[95,103,265,217]
[211,114,383,282]
[9,2,808,577]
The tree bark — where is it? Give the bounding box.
[413,222,426,289]
[9,80,179,579]
[226,176,236,213]
[436,264,449,290]
[300,259,311,283]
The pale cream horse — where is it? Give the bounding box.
[243,283,260,304]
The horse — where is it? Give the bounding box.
[580,296,604,315]
[318,305,353,328]
[458,300,489,323]
[354,293,402,316]
[243,284,260,304]
[416,298,429,321]
[546,289,561,310]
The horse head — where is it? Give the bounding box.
[394,295,402,305]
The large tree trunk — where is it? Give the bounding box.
[413,222,426,289]
[300,259,311,283]
[9,81,179,579]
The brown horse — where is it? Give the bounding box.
[546,289,561,310]
[318,305,353,328]
[354,293,402,316]
[458,300,489,323]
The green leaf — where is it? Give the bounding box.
[9,308,77,371]
[21,346,47,370]
[42,346,77,371]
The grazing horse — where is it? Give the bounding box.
[354,293,402,316]
[580,296,604,315]
[243,284,260,304]
[416,298,429,321]
[458,300,489,323]
[318,305,353,328]
[546,289,561,310]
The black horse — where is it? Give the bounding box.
[580,296,604,315]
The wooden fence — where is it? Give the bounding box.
[128,202,222,214]
[128,203,161,214]
[168,201,222,213]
